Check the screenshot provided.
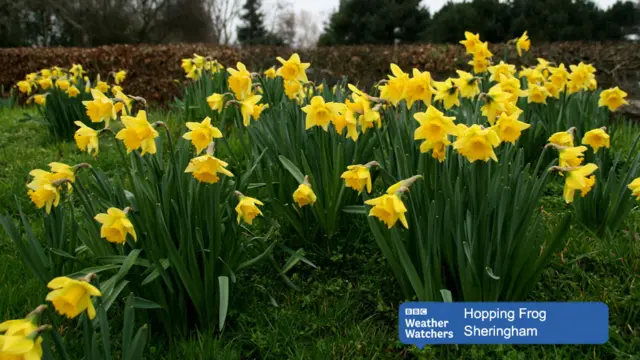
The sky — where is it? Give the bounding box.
[264,0,623,30]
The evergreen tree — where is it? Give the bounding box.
[237,0,268,45]
[318,0,430,45]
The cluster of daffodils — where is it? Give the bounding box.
[546,128,607,203]
[0,275,101,359]
[181,53,224,80]
[16,64,127,106]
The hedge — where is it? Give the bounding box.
[1,42,639,105]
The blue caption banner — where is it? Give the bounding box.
[399,302,608,346]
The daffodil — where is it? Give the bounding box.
[497,74,523,103]
[83,89,116,127]
[263,67,277,79]
[235,193,264,224]
[302,96,345,131]
[284,80,303,100]
[556,164,598,203]
[493,112,530,143]
[379,64,409,106]
[582,128,610,153]
[238,95,263,126]
[434,79,460,109]
[56,78,70,91]
[468,55,490,74]
[116,110,159,155]
[548,130,574,147]
[184,154,234,184]
[293,179,316,207]
[227,62,253,100]
[365,194,408,229]
[518,67,544,85]
[460,32,482,54]
[16,80,32,94]
[114,70,127,84]
[557,146,587,168]
[598,87,628,111]
[38,77,53,90]
[276,53,310,82]
[454,70,480,99]
[0,332,43,360]
[549,64,569,88]
[46,276,102,319]
[34,94,46,106]
[405,69,436,107]
[365,176,421,229]
[206,93,225,112]
[414,106,457,144]
[67,85,80,98]
[568,62,596,92]
[420,138,450,162]
[95,81,109,93]
[359,101,382,131]
[0,317,44,360]
[74,121,99,156]
[94,207,137,244]
[525,83,551,104]
[341,163,376,194]
[453,124,501,163]
[183,117,223,154]
[488,61,516,82]
[628,177,640,200]
[481,84,510,125]
[515,31,530,57]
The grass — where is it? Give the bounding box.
[0,106,639,359]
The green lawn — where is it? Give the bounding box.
[1,106,639,359]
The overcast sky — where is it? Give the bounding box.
[264,0,624,29]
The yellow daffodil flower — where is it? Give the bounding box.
[460,31,482,54]
[434,79,460,109]
[557,164,598,203]
[525,83,551,104]
[414,106,457,144]
[548,130,574,147]
[515,31,530,57]
[206,93,225,112]
[379,64,409,106]
[114,70,127,84]
[227,62,253,100]
[46,276,102,319]
[34,94,46,106]
[405,69,436,107]
[238,95,264,126]
[488,61,516,82]
[301,96,346,131]
[185,154,234,184]
[453,124,501,163]
[341,163,375,194]
[183,117,223,154]
[582,128,610,153]
[276,53,310,82]
[493,112,530,143]
[293,181,317,207]
[116,110,159,155]
[83,89,116,127]
[235,193,264,224]
[598,87,628,112]
[67,85,80,98]
[74,121,99,156]
[628,177,640,200]
[454,70,480,99]
[94,207,137,244]
[263,67,277,79]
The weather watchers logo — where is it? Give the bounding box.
[399,302,608,346]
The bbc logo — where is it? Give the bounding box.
[405,308,428,315]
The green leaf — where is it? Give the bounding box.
[278,155,305,184]
[218,276,229,332]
